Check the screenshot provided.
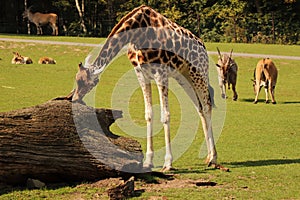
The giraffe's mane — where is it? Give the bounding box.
[108,5,205,46]
[108,5,148,38]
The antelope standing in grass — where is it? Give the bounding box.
[23,9,58,36]
[216,48,238,100]
[252,58,278,104]
[11,52,33,64]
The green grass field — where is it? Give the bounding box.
[0,35,299,199]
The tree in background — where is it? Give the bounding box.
[75,0,87,34]
[12,0,299,44]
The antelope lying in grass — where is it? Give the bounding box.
[38,57,56,64]
[252,58,278,104]
[23,8,58,36]
[11,52,33,64]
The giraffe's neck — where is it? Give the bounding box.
[88,5,148,75]
[89,5,205,76]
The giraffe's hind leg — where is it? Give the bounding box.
[196,88,217,166]
[175,72,217,166]
[200,108,217,166]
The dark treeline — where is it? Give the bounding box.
[10,0,300,44]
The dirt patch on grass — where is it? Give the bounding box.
[138,177,218,192]
[85,175,218,199]
[91,177,124,189]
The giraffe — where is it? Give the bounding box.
[71,5,218,171]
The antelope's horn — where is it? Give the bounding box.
[217,47,222,62]
[229,49,233,59]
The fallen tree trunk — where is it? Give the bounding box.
[0,99,143,185]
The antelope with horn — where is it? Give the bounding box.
[11,52,33,64]
[216,47,238,101]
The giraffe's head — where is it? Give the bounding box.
[72,62,99,103]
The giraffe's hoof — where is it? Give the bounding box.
[143,163,154,171]
[265,100,270,104]
[221,94,227,99]
[205,156,217,167]
[272,101,277,104]
[207,161,217,168]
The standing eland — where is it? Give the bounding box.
[252,58,278,104]
[23,8,58,36]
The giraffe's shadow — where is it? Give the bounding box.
[223,158,300,168]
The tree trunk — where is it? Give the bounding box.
[24,0,30,35]
[75,0,87,34]
[0,99,143,185]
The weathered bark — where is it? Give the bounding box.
[0,99,143,185]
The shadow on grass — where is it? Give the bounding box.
[239,98,265,103]
[240,98,256,103]
[240,98,300,105]
[281,101,300,104]
[225,158,300,168]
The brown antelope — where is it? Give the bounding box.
[252,58,278,104]
[23,9,58,36]
[216,48,238,101]
[38,57,56,64]
[11,52,33,64]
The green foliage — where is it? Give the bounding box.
[31,0,299,44]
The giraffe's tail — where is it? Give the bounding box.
[208,84,215,108]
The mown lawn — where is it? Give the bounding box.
[0,35,299,199]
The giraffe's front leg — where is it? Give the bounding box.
[134,69,154,170]
[141,83,154,169]
[143,83,154,169]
